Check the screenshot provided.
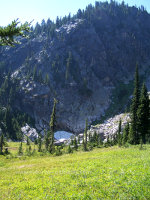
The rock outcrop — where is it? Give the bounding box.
[89,113,131,141]
[21,124,38,141]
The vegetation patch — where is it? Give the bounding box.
[0,145,150,199]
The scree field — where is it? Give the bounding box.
[0,144,150,199]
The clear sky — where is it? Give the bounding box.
[0,0,150,27]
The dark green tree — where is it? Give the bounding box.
[130,65,140,144]
[65,51,72,81]
[97,134,103,147]
[122,122,129,145]
[77,135,80,144]
[67,145,73,154]
[92,131,98,146]
[128,124,134,144]
[26,137,30,145]
[44,74,50,85]
[83,119,88,151]
[38,70,43,83]
[137,83,149,144]
[33,65,38,81]
[117,119,122,146]
[38,135,42,152]
[0,19,31,46]
[49,98,57,153]
[73,137,78,151]
[18,142,23,155]
[0,134,5,154]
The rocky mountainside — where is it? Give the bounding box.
[0,1,150,135]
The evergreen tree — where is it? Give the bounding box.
[67,145,73,154]
[77,135,80,144]
[85,119,88,144]
[56,16,60,28]
[73,137,78,151]
[92,131,98,146]
[122,122,129,145]
[128,124,134,144]
[137,83,149,144]
[38,70,43,83]
[130,65,140,144]
[18,142,23,155]
[97,134,103,147]
[0,19,31,46]
[38,135,42,152]
[49,98,57,153]
[33,65,37,81]
[26,137,30,145]
[88,131,92,143]
[0,134,5,154]
[66,51,72,81]
[83,119,88,151]
[117,119,122,146]
[44,74,50,85]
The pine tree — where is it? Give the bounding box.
[117,119,122,146]
[122,123,129,145]
[38,70,43,83]
[38,135,42,152]
[44,74,50,85]
[26,137,30,145]
[67,145,73,154]
[130,65,140,144]
[33,65,37,81]
[83,119,88,151]
[97,134,103,147]
[128,124,134,144]
[85,119,88,144]
[137,83,149,144]
[18,142,23,155]
[0,19,31,46]
[88,131,91,143]
[77,135,80,144]
[73,137,78,151]
[0,134,5,154]
[49,98,57,153]
[66,51,72,81]
[93,131,98,146]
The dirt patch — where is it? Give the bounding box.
[18,164,35,169]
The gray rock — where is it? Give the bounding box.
[89,113,131,141]
[21,124,38,141]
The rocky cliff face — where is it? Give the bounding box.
[0,3,150,134]
[1,19,112,133]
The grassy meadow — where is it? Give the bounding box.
[0,143,150,199]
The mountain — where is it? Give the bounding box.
[0,1,150,136]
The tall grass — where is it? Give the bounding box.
[0,144,150,199]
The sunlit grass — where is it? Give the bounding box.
[0,144,150,199]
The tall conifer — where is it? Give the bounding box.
[49,98,57,153]
[130,65,140,144]
[83,119,88,151]
[137,83,149,143]
[117,119,122,146]
[0,134,5,154]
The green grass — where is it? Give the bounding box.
[0,144,150,199]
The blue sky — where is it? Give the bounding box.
[0,0,150,27]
